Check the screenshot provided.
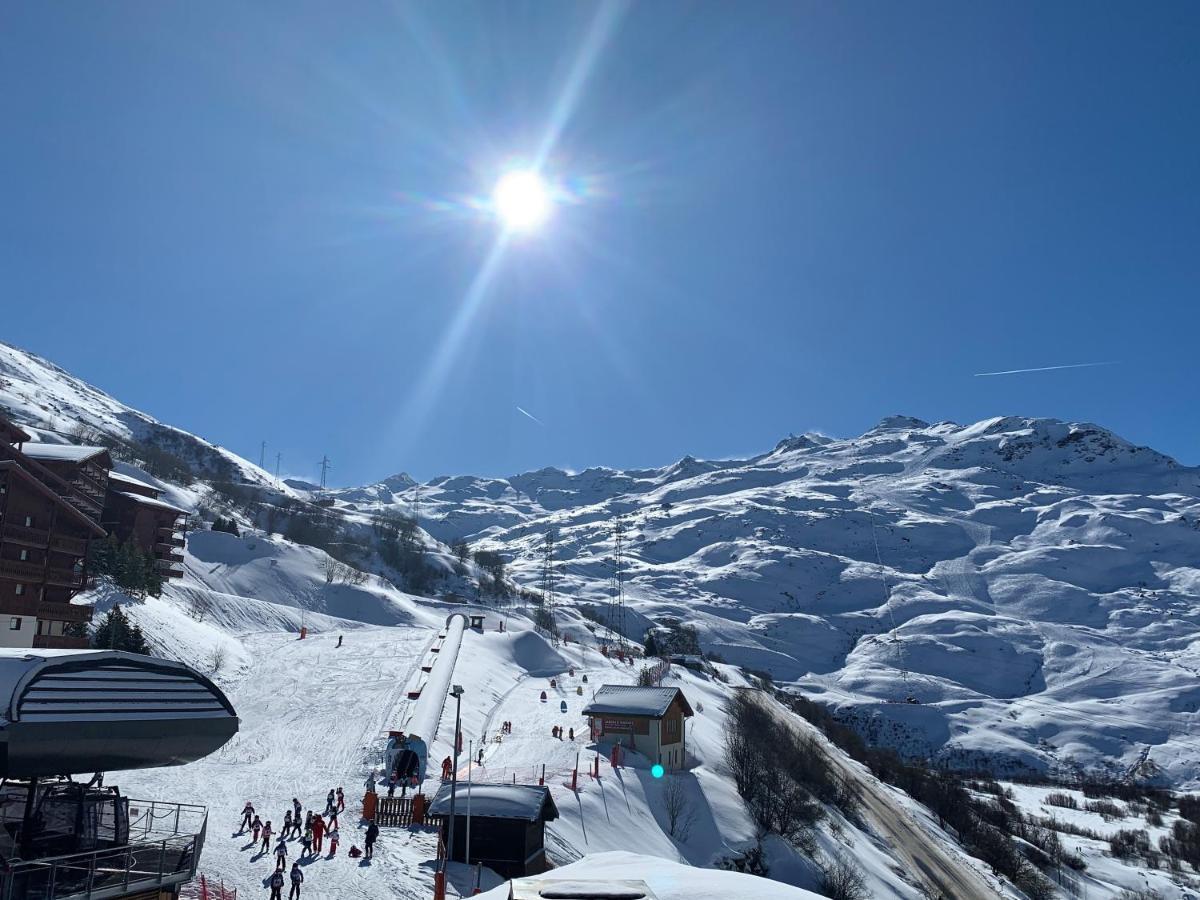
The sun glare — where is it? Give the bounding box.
[492,170,552,233]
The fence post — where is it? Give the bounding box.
[175,804,182,834]
[158,839,167,882]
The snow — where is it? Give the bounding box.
[581,686,689,718]
[107,470,158,491]
[427,783,557,821]
[18,442,109,462]
[485,851,824,900]
[115,490,188,514]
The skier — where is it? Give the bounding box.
[568,728,575,741]
[274,837,288,869]
[327,807,340,831]
[268,868,285,900]
[292,798,302,828]
[325,789,336,815]
[288,862,304,899]
[252,814,264,843]
[477,747,484,766]
[336,634,343,648]
[311,814,325,854]
[260,820,273,854]
[328,826,340,857]
[364,770,377,795]
[304,810,313,833]
[386,775,397,799]
[336,786,345,811]
[282,811,293,840]
[364,820,379,860]
[301,823,313,858]
[240,801,255,832]
[441,756,452,780]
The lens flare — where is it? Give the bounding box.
[492,170,552,232]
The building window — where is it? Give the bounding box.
[14,584,24,596]
[9,618,21,631]
[18,549,28,561]
[24,516,33,527]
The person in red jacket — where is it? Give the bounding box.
[441,756,452,780]
[311,813,325,853]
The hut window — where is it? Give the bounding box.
[9,617,21,631]
[15,584,25,596]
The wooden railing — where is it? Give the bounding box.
[0,559,43,581]
[45,567,84,587]
[1,523,50,548]
[49,533,89,556]
[37,601,93,624]
[33,634,90,650]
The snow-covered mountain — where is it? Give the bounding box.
[5,339,1200,786]
[331,417,1200,785]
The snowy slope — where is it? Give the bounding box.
[332,416,1200,786]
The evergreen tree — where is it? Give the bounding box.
[92,605,151,654]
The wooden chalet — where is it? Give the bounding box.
[583,685,694,771]
[102,470,188,580]
[0,417,107,649]
[429,783,559,878]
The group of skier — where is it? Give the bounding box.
[240,786,372,897]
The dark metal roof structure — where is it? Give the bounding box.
[0,649,238,777]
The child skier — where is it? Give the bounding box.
[252,815,263,842]
[364,820,379,860]
[282,811,293,840]
[336,786,345,811]
[274,837,288,869]
[260,820,273,854]
[268,869,284,900]
[325,789,336,815]
[327,826,340,857]
[301,823,313,858]
[288,862,304,899]
[240,801,255,832]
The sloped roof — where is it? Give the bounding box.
[427,783,558,823]
[114,491,187,515]
[107,470,158,492]
[582,685,693,718]
[21,443,111,465]
[0,649,239,776]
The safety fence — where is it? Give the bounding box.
[180,874,238,900]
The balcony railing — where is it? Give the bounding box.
[32,634,90,650]
[45,568,84,588]
[48,534,89,556]
[0,559,44,581]
[0,803,207,900]
[36,602,92,624]
[1,523,51,549]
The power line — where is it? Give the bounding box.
[319,455,332,489]
[540,528,558,643]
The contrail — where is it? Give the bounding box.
[974,361,1119,378]
[516,406,545,426]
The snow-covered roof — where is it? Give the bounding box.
[115,490,188,514]
[427,783,558,822]
[107,470,157,492]
[582,685,693,718]
[21,442,109,463]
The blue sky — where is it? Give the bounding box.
[3,2,1198,485]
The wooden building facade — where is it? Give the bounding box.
[103,471,187,580]
[429,783,559,879]
[0,417,107,649]
[583,685,694,771]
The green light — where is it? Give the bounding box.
[651,764,664,778]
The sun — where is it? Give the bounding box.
[492,170,553,233]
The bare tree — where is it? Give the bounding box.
[818,854,869,900]
[662,776,697,841]
[206,646,227,678]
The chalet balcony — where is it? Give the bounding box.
[1,523,51,549]
[45,567,84,588]
[37,601,92,625]
[48,533,89,556]
[0,595,41,617]
[32,634,90,650]
[170,537,186,548]
[0,559,44,582]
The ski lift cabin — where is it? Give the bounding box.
[0,648,239,899]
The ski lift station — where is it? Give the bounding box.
[0,648,239,899]
[582,685,693,771]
